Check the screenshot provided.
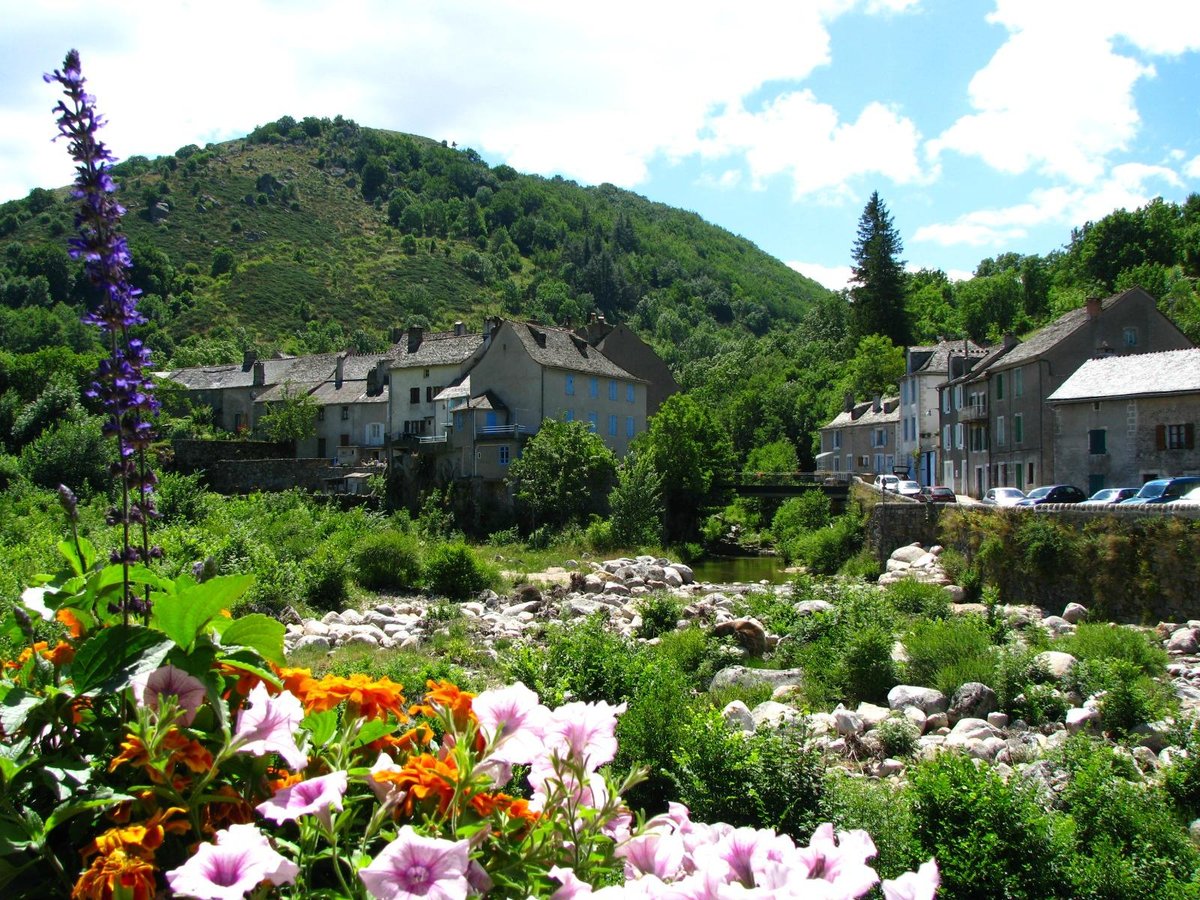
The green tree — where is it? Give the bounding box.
[840,335,904,402]
[639,394,735,542]
[607,451,665,547]
[259,383,318,447]
[746,438,799,474]
[850,191,908,346]
[508,419,617,530]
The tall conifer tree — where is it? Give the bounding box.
[850,191,909,346]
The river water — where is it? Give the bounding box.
[689,555,791,585]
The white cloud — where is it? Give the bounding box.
[929,0,1200,183]
[789,260,853,291]
[699,91,926,200]
[912,161,1182,248]
[1186,156,1200,179]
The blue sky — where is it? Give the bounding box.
[3,0,1200,290]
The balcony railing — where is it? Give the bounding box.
[959,403,988,422]
[417,433,448,444]
[475,424,532,439]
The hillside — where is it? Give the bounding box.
[0,115,832,364]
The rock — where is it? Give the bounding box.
[924,712,949,731]
[669,564,695,585]
[987,712,1010,729]
[1168,627,1200,654]
[511,583,543,605]
[1065,707,1100,734]
[943,584,966,604]
[1034,651,1078,680]
[856,702,892,730]
[709,666,804,694]
[1133,721,1173,754]
[949,682,999,723]
[711,618,768,656]
[832,706,864,737]
[902,705,928,733]
[722,700,756,733]
[292,635,331,653]
[891,544,927,564]
[603,582,631,597]
[338,609,365,626]
[877,758,905,777]
[1190,820,1200,845]
[794,599,835,617]
[1040,615,1075,637]
[945,717,1003,749]
[751,701,801,730]
[1132,746,1159,772]
[1062,603,1089,624]
[888,685,948,715]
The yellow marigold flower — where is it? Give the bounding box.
[72,847,157,900]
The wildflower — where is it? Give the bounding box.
[882,859,940,900]
[231,682,306,770]
[617,829,686,882]
[256,770,348,830]
[412,679,476,730]
[72,847,157,900]
[131,664,207,726]
[358,825,471,900]
[471,681,551,765]
[371,752,460,818]
[165,824,298,899]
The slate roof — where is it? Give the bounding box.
[1048,349,1200,402]
[464,390,506,412]
[907,339,987,376]
[166,357,296,390]
[945,341,1014,387]
[385,330,485,368]
[308,380,388,405]
[253,380,322,404]
[510,322,641,381]
[822,396,900,430]
[989,291,1137,370]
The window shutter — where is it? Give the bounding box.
[1156,424,1167,451]
[1187,423,1196,450]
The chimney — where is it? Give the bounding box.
[243,350,257,370]
[872,394,882,413]
[367,368,378,394]
[588,312,597,325]
[390,325,404,344]
[453,321,465,336]
[252,360,265,387]
[335,352,346,388]
[597,314,606,325]
[1002,331,1019,350]
[407,325,423,353]
[843,391,854,413]
[1085,296,1102,319]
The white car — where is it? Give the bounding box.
[896,480,924,498]
[874,474,900,492]
[982,487,1026,507]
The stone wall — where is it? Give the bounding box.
[172,439,291,474]
[205,458,379,495]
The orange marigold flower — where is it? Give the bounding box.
[57,607,85,638]
[72,848,157,900]
[367,723,435,756]
[110,734,149,773]
[296,672,408,721]
[216,661,269,698]
[411,679,475,730]
[373,752,460,818]
[274,665,317,698]
[162,730,214,775]
[5,641,50,670]
[83,806,187,861]
[43,640,75,666]
[202,784,257,834]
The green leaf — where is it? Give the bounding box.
[44,791,133,835]
[220,614,285,666]
[56,537,96,577]
[152,575,253,651]
[70,625,174,695]
[302,709,339,747]
[352,719,395,749]
[212,654,281,690]
[0,690,43,736]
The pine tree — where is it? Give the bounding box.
[850,191,909,346]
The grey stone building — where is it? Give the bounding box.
[819,395,901,478]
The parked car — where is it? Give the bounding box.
[1173,486,1200,504]
[981,487,1026,507]
[918,485,957,504]
[873,474,900,492]
[896,480,924,498]
[1120,476,1200,505]
[1015,484,1087,506]
[1079,487,1139,505]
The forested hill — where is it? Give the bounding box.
[0,114,831,365]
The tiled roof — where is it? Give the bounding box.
[465,390,506,412]
[385,330,485,367]
[822,396,900,430]
[510,322,640,380]
[1048,349,1200,402]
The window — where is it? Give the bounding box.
[565,375,575,396]
[996,415,1006,446]
[340,433,350,447]
[995,373,1005,400]
[564,409,574,422]
[425,386,434,403]
[626,383,635,403]
[340,406,349,421]
[409,387,420,404]
[317,407,325,421]
[608,379,618,401]
[1124,327,1138,348]
[608,415,617,436]
[954,385,963,409]
[1014,413,1024,444]
[954,423,964,449]
[1159,423,1196,450]
[942,390,950,414]
[833,431,841,449]
[454,412,464,429]
[626,416,635,437]
[1014,368,1023,397]
[589,378,598,398]
[588,412,598,432]
[499,445,510,466]
[872,428,888,447]
[942,425,951,451]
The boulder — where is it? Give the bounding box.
[855,702,892,730]
[891,544,927,564]
[948,682,999,723]
[669,564,695,585]
[1062,603,1089,624]
[709,666,804,694]
[1065,707,1100,734]
[751,701,802,731]
[1168,627,1200,654]
[722,700,756,733]
[1034,651,1078,680]
[794,599,835,617]
[711,618,768,657]
[945,717,1003,748]
[887,685,948,715]
[832,706,864,737]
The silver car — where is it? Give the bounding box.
[982,487,1026,507]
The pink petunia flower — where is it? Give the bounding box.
[256,770,348,830]
[796,823,880,898]
[882,859,940,900]
[165,823,298,899]
[539,699,626,772]
[358,825,471,900]
[368,751,404,805]
[550,865,595,899]
[131,664,207,726]
[232,682,307,770]
[618,829,687,881]
[472,682,552,765]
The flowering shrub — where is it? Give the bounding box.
[0,50,941,899]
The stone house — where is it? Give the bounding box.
[165,352,302,434]
[937,339,1016,496]
[574,315,679,415]
[819,395,901,478]
[385,322,492,442]
[1048,348,1200,491]
[898,339,986,485]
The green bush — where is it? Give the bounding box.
[584,517,616,551]
[1164,724,1200,819]
[304,547,349,613]
[842,624,898,704]
[820,773,922,882]
[1056,623,1167,678]
[652,627,731,693]
[351,529,422,592]
[615,658,700,813]
[771,491,832,540]
[885,578,951,619]
[784,513,863,574]
[837,549,881,581]
[423,542,493,601]
[154,471,209,524]
[875,715,920,758]
[635,593,684,640]
[1009,682,1070,726]
[1098,660,1162,736]
[903,615,998,697]
[909,753,1070,898]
